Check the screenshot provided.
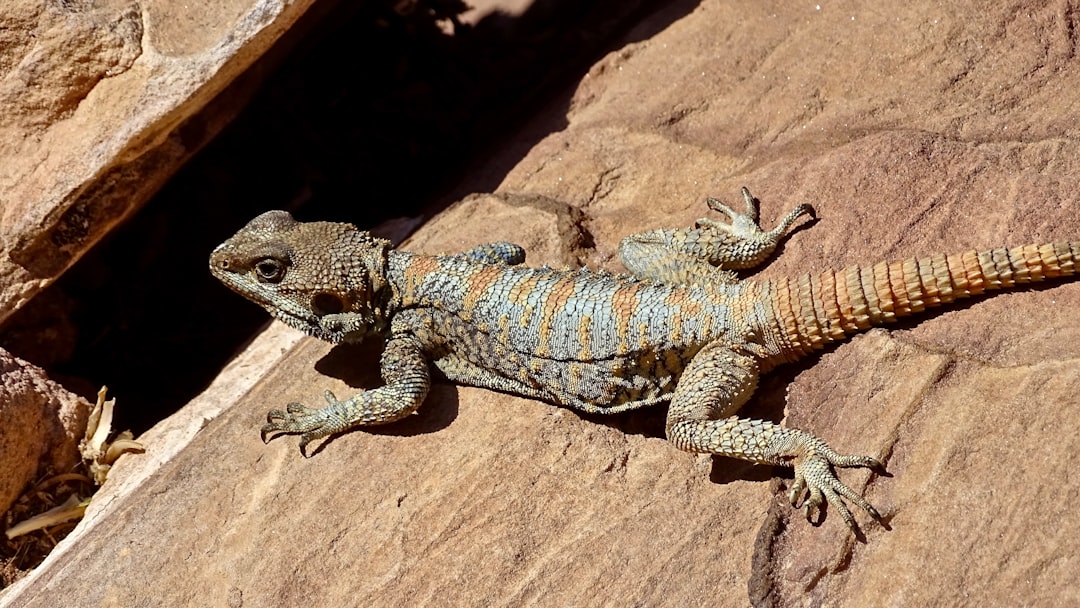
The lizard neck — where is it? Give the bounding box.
[384,250,421,312]
[384,250,482,313]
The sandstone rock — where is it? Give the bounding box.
[0,0,318,325]
[5,1,1080,606]
[0,349,89,516]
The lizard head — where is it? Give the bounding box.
[210,210,393,344]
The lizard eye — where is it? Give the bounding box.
[254,259,286,283]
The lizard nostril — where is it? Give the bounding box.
[311,292,346,315]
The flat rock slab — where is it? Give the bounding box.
[5,1,1080,606]
[0,0,317,324]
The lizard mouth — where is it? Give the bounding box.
[268,308,332,340]
[211,271,352,342]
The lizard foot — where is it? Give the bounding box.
[786,441,884,531]
[698,187,814,243]
[261,390,350,456]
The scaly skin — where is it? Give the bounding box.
[209,188,1080,532]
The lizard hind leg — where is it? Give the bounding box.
[618,187,814,284]
[664,342,883,532]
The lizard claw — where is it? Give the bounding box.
[261,390,346,456]
[788,445,883,531]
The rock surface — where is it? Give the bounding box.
[0,0,317,325]
[0,350,89,516]
[5,1,1080,606]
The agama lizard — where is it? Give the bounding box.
[209,188,1079,530]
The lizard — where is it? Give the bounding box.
[209,187,1079,530]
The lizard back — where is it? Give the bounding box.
[387,251,753,412]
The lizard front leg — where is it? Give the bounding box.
[262,334,431,456]
[457,241,526,265]
[665,342,883,530]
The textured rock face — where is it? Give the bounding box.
[5,1,1080,607]
[0,0,316,324]
[0,350,89,516]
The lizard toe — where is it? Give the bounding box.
[260,401,339,448]
[791,452,881,529]
[265,408,288,423]
[287,401,314,415]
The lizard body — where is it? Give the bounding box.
[210,188,1079,529]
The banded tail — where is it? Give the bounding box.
[766,242,1080,362]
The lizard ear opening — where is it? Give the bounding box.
[311,292,346,315]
